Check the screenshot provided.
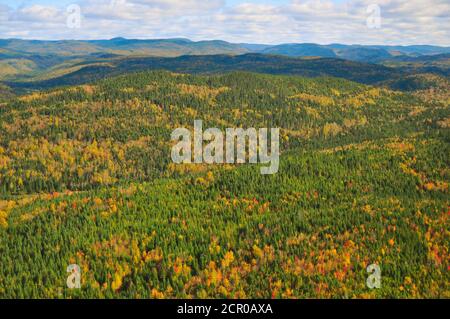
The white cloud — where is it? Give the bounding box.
[11,4,63,22]
[0,0,448,45]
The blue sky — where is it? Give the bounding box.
[0,0,448,45]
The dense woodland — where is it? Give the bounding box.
[3,51,448,94]
[0,70,448,298]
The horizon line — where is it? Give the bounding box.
[0,37,449,48]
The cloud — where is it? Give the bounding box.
[11,4,63,22]
[133,0,224,13]
[82,0,224,20]
[0,5,9,29]
[0,0,448,45]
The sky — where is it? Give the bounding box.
[0,0,448,45]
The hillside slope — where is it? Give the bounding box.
[0,71,448,298]
[7,54,404,91]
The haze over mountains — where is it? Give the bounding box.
[1,38,450,60]
[1,38,449,93]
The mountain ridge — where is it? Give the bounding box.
[2,39,449,93]
[1,38,449,60]
[6,53,404,91]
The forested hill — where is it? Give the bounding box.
[7,54,403,91]
[2,39,449,91]
[0,84,14,102]
[1,70,448,195]
[0,70,448,298]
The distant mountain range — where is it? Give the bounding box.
[1,38,449,93]
[1,38,449,62]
